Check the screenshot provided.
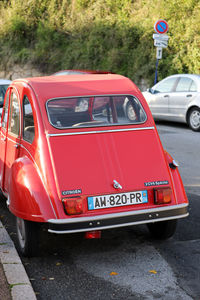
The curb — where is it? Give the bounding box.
[0,220,37,300]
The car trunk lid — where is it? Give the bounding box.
[47,127,173,201]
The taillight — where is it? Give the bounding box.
[154,188,172,204]
[85,231,101,239]
[62,197,83,215]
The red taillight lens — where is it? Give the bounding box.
[85,231,101,239]
[62,197,83,215]
[154,188,172,204]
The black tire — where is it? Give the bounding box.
[147,219,177,240]
[188,107,200,131]
[16,217,40,257]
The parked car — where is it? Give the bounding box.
[143,74,200,131]
[0,74,188,256]
[0,79,11,114]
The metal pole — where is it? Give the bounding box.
[154,58,159,85]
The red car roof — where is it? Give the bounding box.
[52,69,113,75]
[14,74,141,102]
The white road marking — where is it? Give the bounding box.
[75,243,192,299]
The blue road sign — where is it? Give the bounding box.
[154,20,168,34]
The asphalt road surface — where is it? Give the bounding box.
[0,121,199,300]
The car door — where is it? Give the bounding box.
[168,77,197,119]
[0,90,10,184]
[2,89,21,193]
[148,76,178,118]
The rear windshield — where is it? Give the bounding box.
[47,95,147,129]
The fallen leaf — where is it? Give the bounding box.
[149,270,157,274]
[56,262,62,266]
[110,272,118,276]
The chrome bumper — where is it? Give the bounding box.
[48,203,188,234]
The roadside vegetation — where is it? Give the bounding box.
[0,0,200,85]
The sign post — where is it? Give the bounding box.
[153,20,169,84]
[156,47,163,59]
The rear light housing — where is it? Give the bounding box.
[62,197,83,215]
[85,231,101,239]
[154,188,172,205]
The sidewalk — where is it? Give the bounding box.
[0,261,11,300]
[0,220,37,300]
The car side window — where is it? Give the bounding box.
[23,96,35,143]
[1,92,9,129]
[153,77,177,93]
[8,91,20,136]
[190,80,197,92]
[175,77,193,92]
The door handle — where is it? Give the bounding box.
[164,95,169,98]
[186,94,192,97]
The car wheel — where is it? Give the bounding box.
[16,217,40,257]
[126,101,137,121]
[188,108,200,131]
[147,219,177,239]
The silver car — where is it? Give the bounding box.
[0,79,11,105]
[0,79,11,118]
[142,74,200,131]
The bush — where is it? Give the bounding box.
[0,0,199,85]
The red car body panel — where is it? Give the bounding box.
[52,69,113,76]
[48,130,173,201]
[0,74,188,232]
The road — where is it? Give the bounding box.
[156,121,200,195]
[0,121,199,300]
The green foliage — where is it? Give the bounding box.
[0,0,200,85]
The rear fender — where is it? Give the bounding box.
[8,156,58,222]
[164,151,188,205]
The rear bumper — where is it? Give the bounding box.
[48,203,188,234]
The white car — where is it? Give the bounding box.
[142,74,200,131]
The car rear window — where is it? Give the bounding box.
[46,95,147,129]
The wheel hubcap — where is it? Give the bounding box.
[16,218,26,249]
[190,110,200,129]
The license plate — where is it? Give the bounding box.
[88,190,148,210]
